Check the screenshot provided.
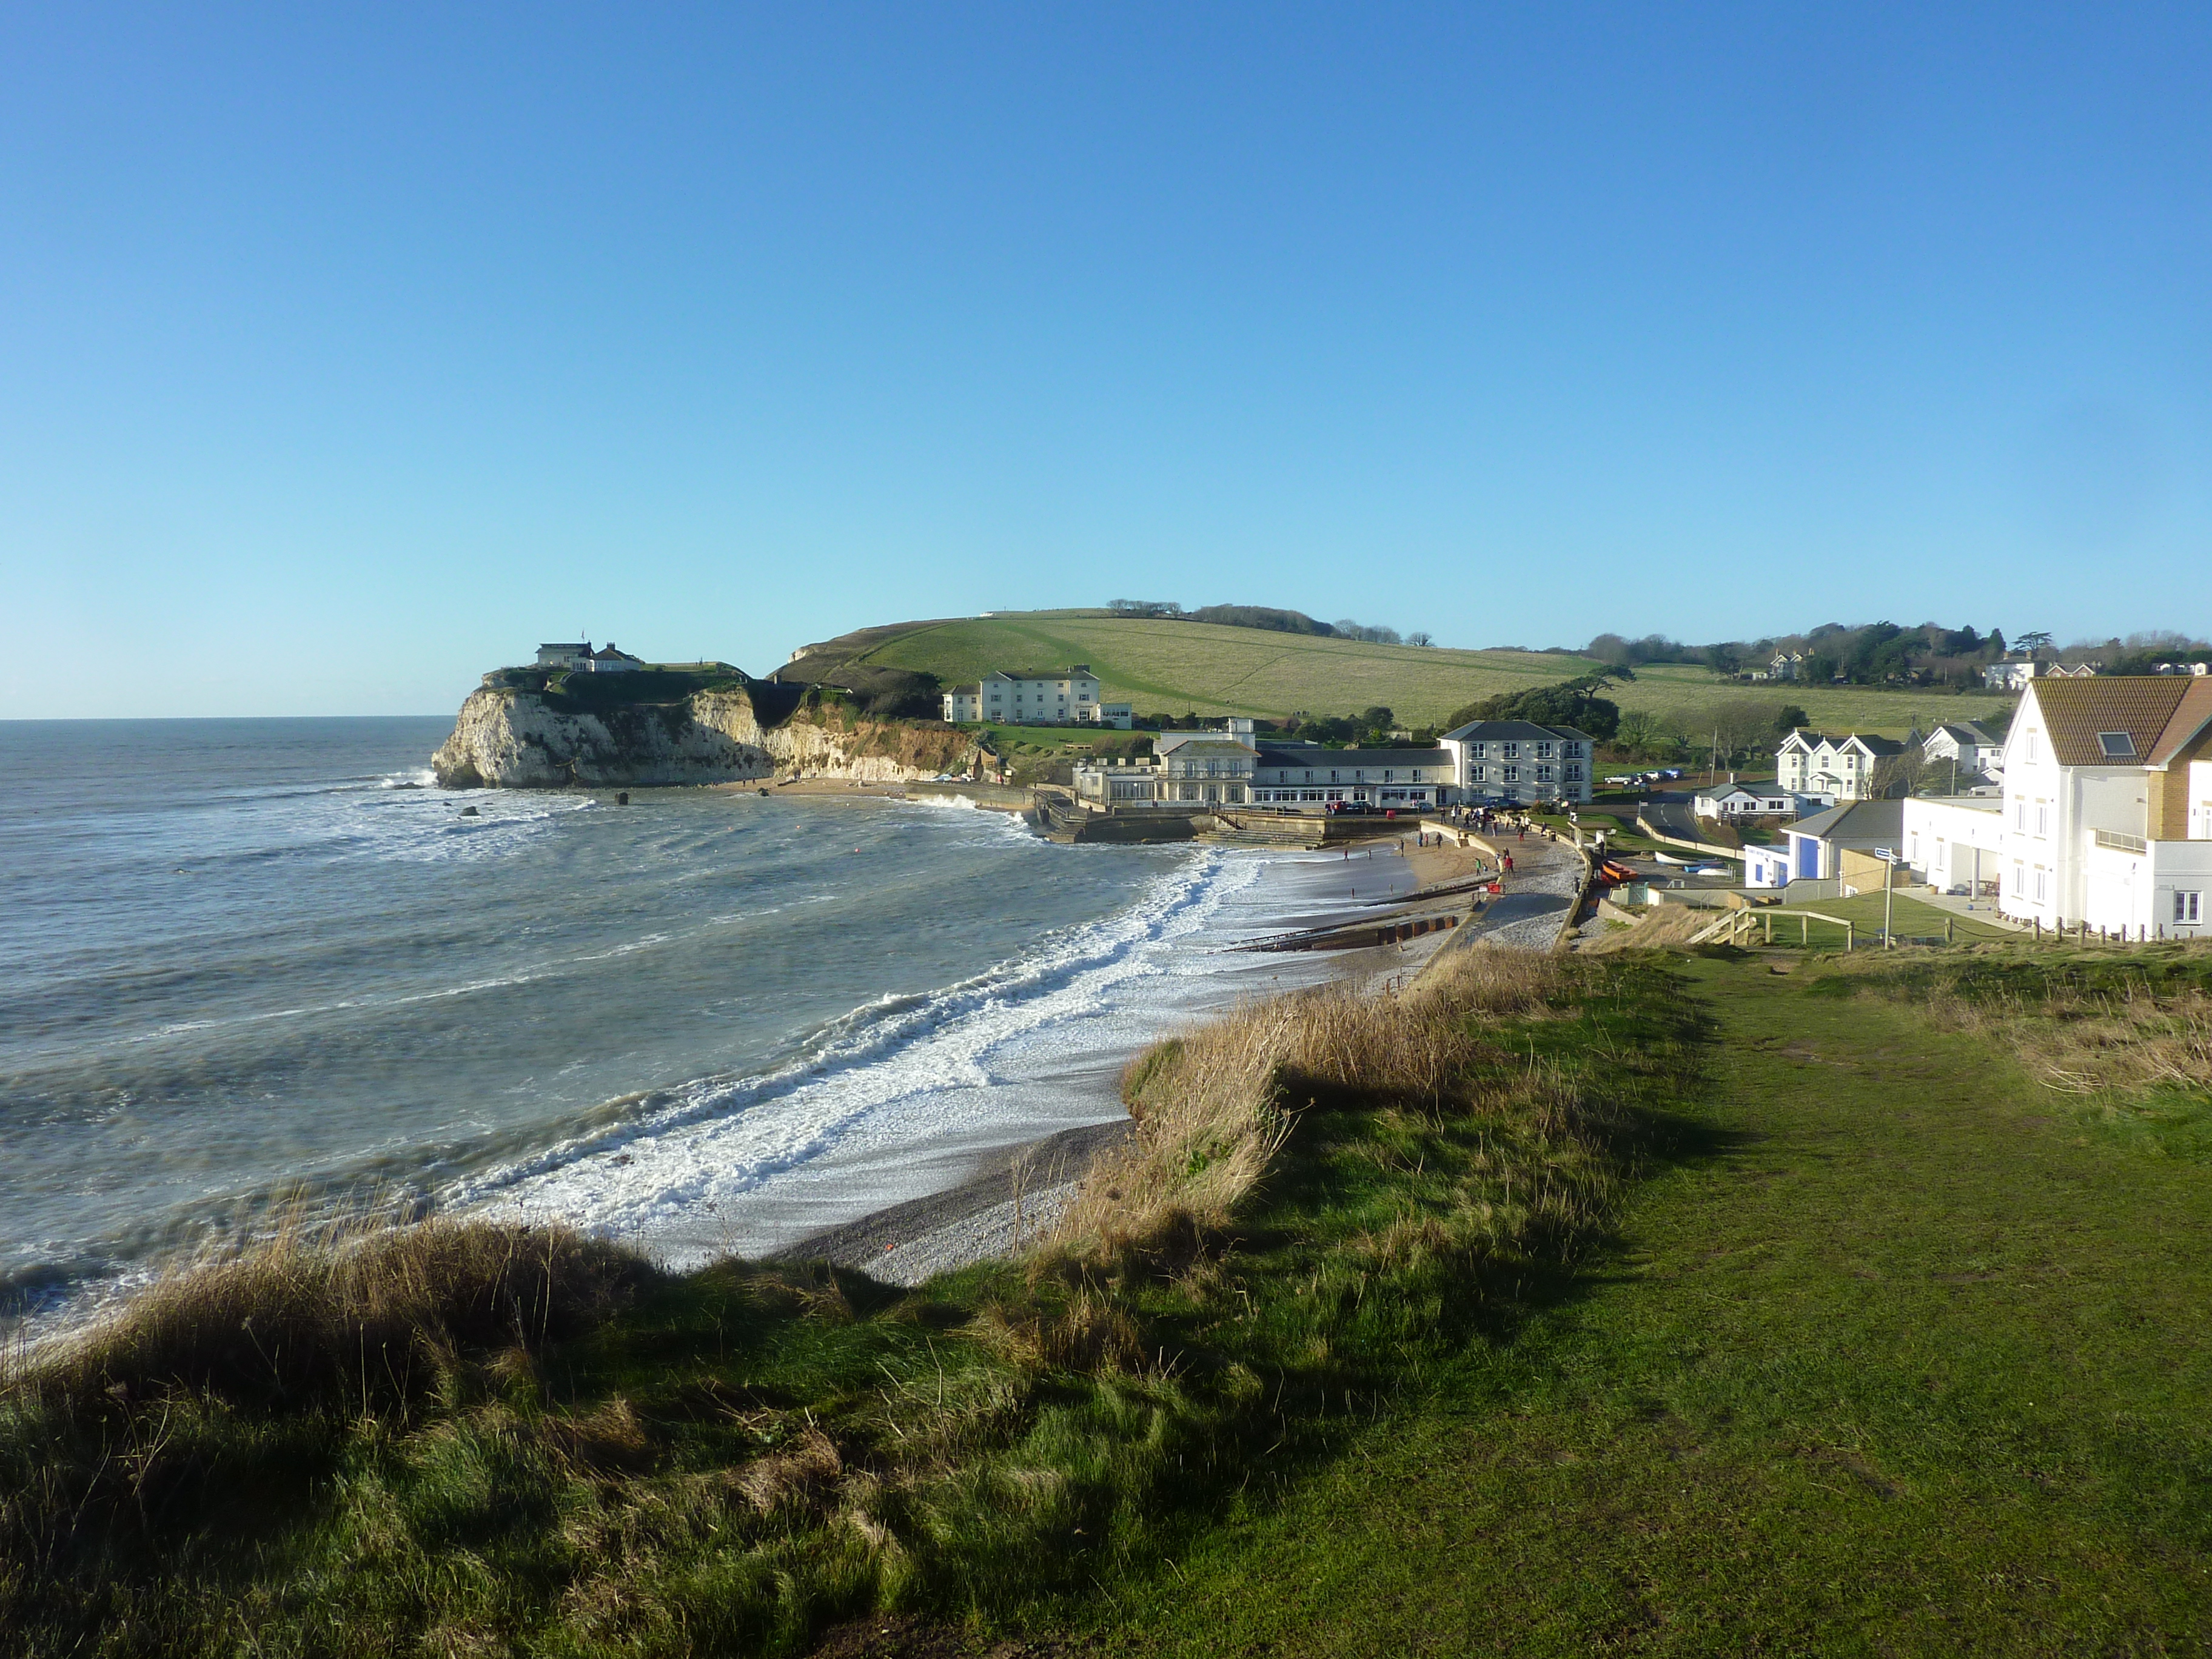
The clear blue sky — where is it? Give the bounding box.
[4,4,2207,717]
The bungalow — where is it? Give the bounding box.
[587,644,642,673]
[535,642,593,670]
[1774,730,1905,803]
[1438,720,1594,804]
[1997,675,2212,938]
[1780,799,1905,884]
[1741,842,1794,890]
[1692,783,1794,820]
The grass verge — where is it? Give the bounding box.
[1057,945,2212,1654]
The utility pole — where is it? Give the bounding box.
[1875,846,1898,947]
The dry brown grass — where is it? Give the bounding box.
[1912,977,2212,1100]
[1048,949,1571,1264]
[1582,905,1714,953]
[5,1216,651,1421]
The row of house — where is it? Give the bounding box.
[1774,720,2005,803]
[1071,717,1595,814]
[1746,679,2212,940]
[535,642,645,673]
[942,666,1133,729]
[1983,658,2102,691]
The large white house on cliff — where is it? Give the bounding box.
[1996,676,2212,937]
[944,666,1129,726]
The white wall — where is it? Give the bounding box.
[1903,798,2005,893]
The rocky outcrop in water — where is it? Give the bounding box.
[432,677,980,789]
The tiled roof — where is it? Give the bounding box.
[1931,722,1994,745]
[2148,679,2212,766]
[2028,677,2194,768]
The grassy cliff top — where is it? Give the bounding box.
[794,611,2012,736]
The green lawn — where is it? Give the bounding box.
[1615,663,2009,742]
[1053,954,2212,1654]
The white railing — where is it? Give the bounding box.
[2093,829,2148,854]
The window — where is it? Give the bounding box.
[1503,765,1520,783]
[1470,742,1486,759]
[2036,803,2049,837]
[1471,766,1486,782]
[2034,868,2048,902]
[2026,731,2039,762]
[2097,732,2136,759]
[2015,802,2027,832]
[2179,891,2204,925]
[1536,742,1554,759]
[1503,742,1520,759]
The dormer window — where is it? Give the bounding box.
[2097,732,2136,759]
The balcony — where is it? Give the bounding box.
[2093,829,2148,854]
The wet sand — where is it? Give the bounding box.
[773,827,1479,1276]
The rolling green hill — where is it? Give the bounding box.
[787,611,2014,738]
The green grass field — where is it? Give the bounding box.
[830,612,2010,737]
[1047,951,2212,1654]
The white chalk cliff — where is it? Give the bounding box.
[432,684,979,789]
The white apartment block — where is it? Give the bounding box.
[1437,720,1594,804]
[942,666,1102,725]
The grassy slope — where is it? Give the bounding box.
[1065,953,2212,1655]
[847,614,2007,736]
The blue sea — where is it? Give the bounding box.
[0,718,1367,1325]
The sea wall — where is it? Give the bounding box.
[432,685,980,789]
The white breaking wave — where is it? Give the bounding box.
[453,846,1271,1253]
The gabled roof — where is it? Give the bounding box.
[985,666,1097,682]
[1788,799,1904,842]
[946,683,981,695]
[2026,677,2194,768]
[1929,722,1996,746]
[2147,679,2212,766]
[1837,733,1905,757]
[1439,719,1594,743]
[1777,729,1836,751]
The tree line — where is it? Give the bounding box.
[1108,600,1433,647]
[1585,622,2211,688]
